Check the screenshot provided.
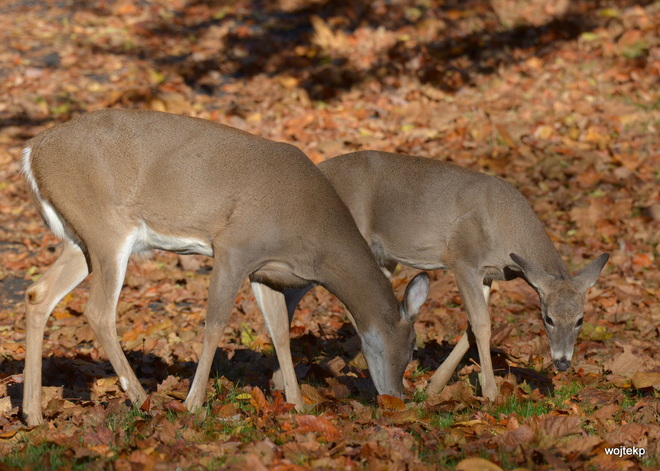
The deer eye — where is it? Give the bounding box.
[575,318,583,328]
[544,315,554,327]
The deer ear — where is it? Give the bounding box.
[573,253,609,291]
[402,272,430,322]
[510,253,554,293]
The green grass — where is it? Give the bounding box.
[492,393,549,418]
[548,381,583,409]
[105,404,150,438]
[412,388,429,403]
[429,411,455,429]
[2,441,71,470]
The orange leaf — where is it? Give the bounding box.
[139,395,151,413]
[250,387,269,413]
[632,253,654,268]
[271,390,296,415]
[164,400,187,413]
[115,3,139,15]
[212,403,239,419]
[377,394,405,411]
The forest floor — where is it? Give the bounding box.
[0,0,658,469]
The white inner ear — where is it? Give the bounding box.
[404,275,429,318]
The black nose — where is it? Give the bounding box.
[554,358,571,371]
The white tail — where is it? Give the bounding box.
[20,110,429,426]
[265,150,607,400]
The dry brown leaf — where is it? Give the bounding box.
[0,396,12,415]
[164,400,187,413]
[555,436,603,456]
[301,384,328,406]
[495,424,535,448]
[605,345,641,377]
[631,372,660,389]
[591,404,620,427]
[294,415,341,441]
[91,376,120,400]
[385,409,419,425]
[540,415,582,440]
[604,423,650,447]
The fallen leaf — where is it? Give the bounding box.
[631,372,660,389]
[140,395,151,413]
[495,424,535,448]
[0,396,12,415]
[455,457,504,471]
[294,415,341,441]
[301,384,328,406]
[250,387,269,413]
[377,394,406,411]
[164,400,187,413]
[212,403,239,419]
[605,345,640,377]
[540,415,582,440]
[385,409,419,424]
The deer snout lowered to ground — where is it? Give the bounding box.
[259,150,608,401]
[19,110,430,426]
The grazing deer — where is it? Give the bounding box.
[20,110,429,426]
[262,150,608,400]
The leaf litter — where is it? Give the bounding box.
[0,0,658,469]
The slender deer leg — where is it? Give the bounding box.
[427,332,469,395]
[184,251,247,411]
[454,270,497,400]
[427,281,491,395]
[251,282,303,410]
[270,286,311,394]
[83,233,146,405]
[23,241,89,426]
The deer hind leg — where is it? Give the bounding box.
[83,231,146,406]
[427,332,469,395]
[251,282,303,410]
[23,241,89,426]
[184,249,248,412]
[427,281,491,395]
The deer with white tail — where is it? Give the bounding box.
[261,150,608,401]
[20,110,429,426]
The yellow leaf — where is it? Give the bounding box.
[533,125,553,140]
[240,322,256,347]
[246,112,262,123]
[456,457,504,471]
[277,76,299,89]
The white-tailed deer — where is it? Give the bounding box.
[262,150,608,401]
[20,110,430,426]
